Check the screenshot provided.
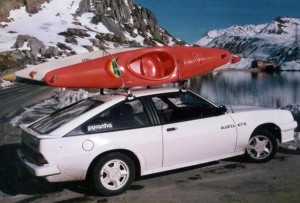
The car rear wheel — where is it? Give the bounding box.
[245,131,278,163]
[92,153,135,196]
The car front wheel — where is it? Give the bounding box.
[92,153,135,196]
[245,132,278,163]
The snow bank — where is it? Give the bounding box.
[229,58,253,69]
[11,89,97,126]
[0,78,13,88]
[280,61,300,71]
[52,89,95,109]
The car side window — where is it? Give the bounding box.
[151,92,218,123]
[68,99,151,136]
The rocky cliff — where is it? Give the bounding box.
[0,0,50,21]
[0,0,185,74]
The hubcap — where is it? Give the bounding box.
[100,159,130,190]
[247,135,272,160]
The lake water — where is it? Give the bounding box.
[188,70,300,109]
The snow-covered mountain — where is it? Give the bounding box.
[195,17,300,66]
[0,0,185,73]
[196,24,267,46]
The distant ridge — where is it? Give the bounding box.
[195,16,300,66]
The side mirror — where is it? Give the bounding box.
[217,105,227,114]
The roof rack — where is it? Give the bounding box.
[178,80,188,92]
[125,88,135,100]
[98,80,189,98]
[98,88,136,100]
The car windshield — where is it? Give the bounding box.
[29,99,103,134]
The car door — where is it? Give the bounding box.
[67,98,164,172]
[151,92,237,167]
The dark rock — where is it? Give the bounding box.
[67,28,90,37]
[123,23,136,37]
[93,15,125,37]
[69,51,77,55]
[28,38,46,55]
[77,0,91,16]
[0,0,50,21]
[57,43,73,51]
[25,0,48,14]
[82,45,94,52]
[143,38,157,46]
[72,21,82,26]
[59,28,91,45]
[95,33,127,44]
[0,0,24,22]
[44,47,59,58]
[59,28,90,38]
[114,35,127,44]
[0,50,25,71]
[89,38,101,47]
[65,36,78,45]
[91,14,102,24]
[128,40,141,47]
[11,35,46,58]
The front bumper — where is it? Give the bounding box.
[281,121,298,143]
[17,149,60,177]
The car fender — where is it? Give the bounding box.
[84,141,148,177]
[227,108,296,152]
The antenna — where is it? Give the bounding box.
[126,88,135,100]
[178,80,188,92]
[221,77,234,113]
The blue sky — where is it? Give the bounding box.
[134,0,300,43]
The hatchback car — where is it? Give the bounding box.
[17,87,297,196]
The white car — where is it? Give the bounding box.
[17,87,297,196]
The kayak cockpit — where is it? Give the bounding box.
[128,51,176,80]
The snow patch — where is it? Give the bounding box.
[0,78,14,88]
[11,89,98,126]
[281,61,300,71]
[195,17,300,67]
[230,58,253,69]
[53,89,96,109]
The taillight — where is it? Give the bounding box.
[37,153,48,165]
[22,142,48,165]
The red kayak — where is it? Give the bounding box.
[44,46,232,88]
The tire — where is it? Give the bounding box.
[244,131,278,163]
[92,152,135,196]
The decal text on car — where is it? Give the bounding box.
[221,124,235,130]
[237,122,247,127]
[221,122,247,130]
[88,123,113,132]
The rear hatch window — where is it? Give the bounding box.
[29,99,103,134]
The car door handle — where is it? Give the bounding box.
[167,127,177,132]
